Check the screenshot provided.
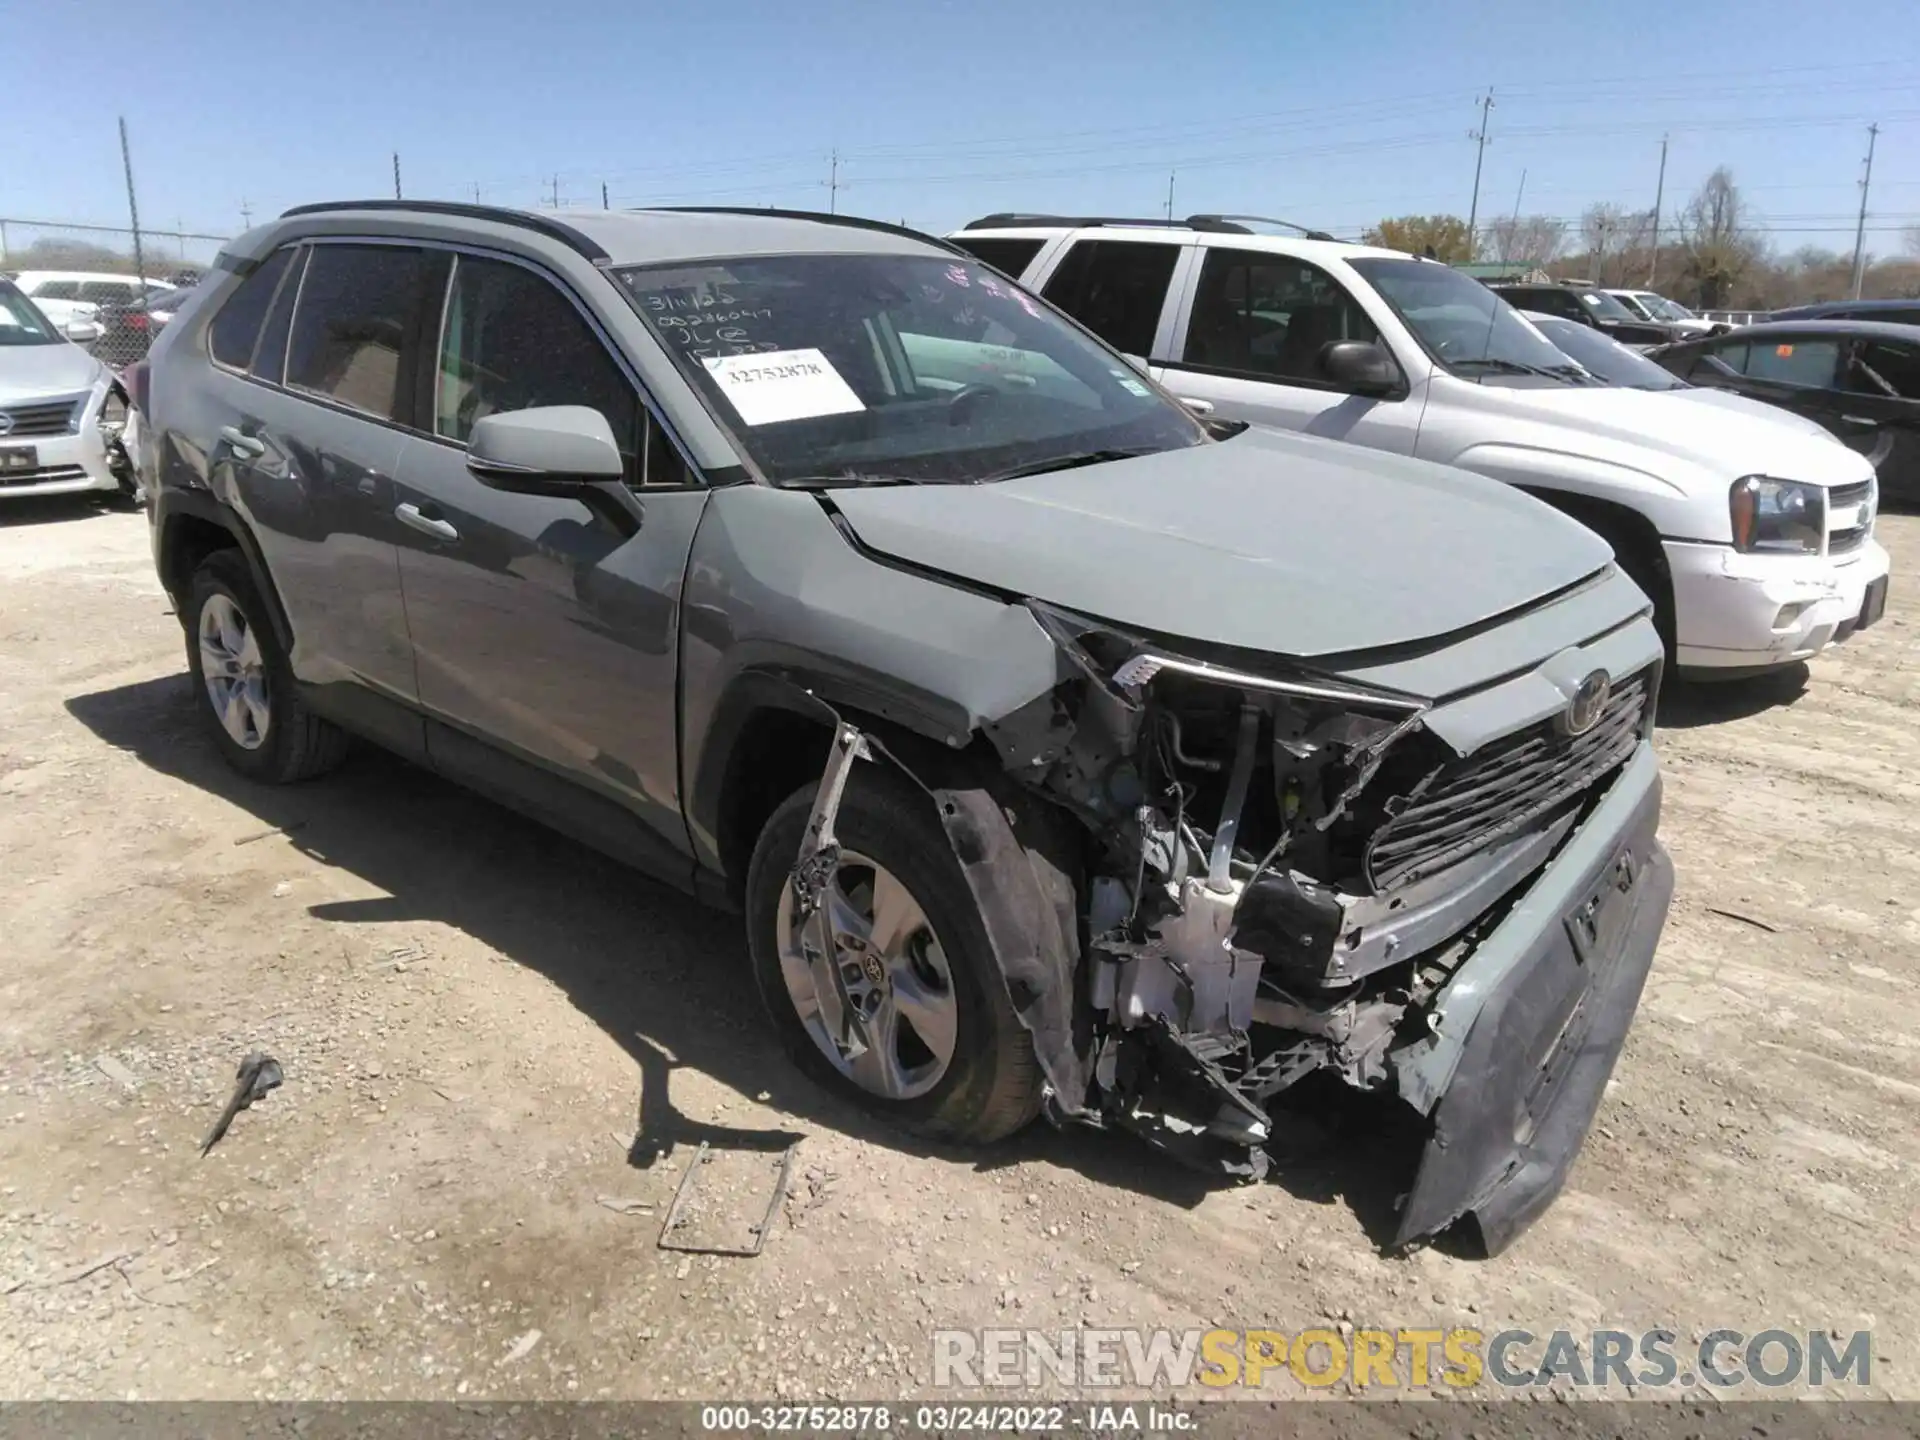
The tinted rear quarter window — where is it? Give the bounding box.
[953,236,1045,280]
[250,248,306,384]
[1746,338,1840,388]
[208,249,295,370]
[286,245,442,423]
[1040,239,1180,357]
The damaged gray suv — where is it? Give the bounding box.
[143,202,1673,1253]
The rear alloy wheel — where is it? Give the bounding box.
[745,768,1043,1143]
[184,549,348,783]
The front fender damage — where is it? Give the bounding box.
[787,597,1660,1249]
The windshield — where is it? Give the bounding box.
[1610,292,1655,320]
[1649,296,1695,321]
[1525,313,1685,389]
[1348,258,1578,380]
[615,253,1205,487]
[0,285,62,346]
[1575,289,1640,322]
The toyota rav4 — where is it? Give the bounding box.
[142,202,1673,1253]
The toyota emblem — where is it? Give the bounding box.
[0,412,13,437]
[1562,670,1611,736]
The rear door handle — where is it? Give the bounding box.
[1840,415,1878,426]
[395,502,459,542]
[218,425,266,458]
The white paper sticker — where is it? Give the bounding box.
[701,348,866,427]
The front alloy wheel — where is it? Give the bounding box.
[198,592,271,750]
[775,849,959,1100]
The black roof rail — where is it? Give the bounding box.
[1185,213,1340,242]
[962,213,1242,233]
[640,205,968,256]
[278,199,611,262]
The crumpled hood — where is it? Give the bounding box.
[0,342,105,404]
[1463,382,1871,489]
[828,426,1611,658]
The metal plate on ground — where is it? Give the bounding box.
[657,1141,797,1257]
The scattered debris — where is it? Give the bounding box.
[791,1165,838,1224]
[233,821,306,847]
[200,1052,284,1157]
[93,1055,139,1091]
[659,1141,797,1257]
[1706,907,1780,934]
[595,1196,655,1216]
[4,1248,141,1296]
[495,1329,543,1367]
[271,881,293,898]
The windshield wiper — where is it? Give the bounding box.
[1451,356,1580,382]
[776,472,925,490]
[980,448,1159,483]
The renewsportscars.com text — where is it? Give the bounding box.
[932,1327,1873,1391]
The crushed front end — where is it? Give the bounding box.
[976,595,1674,1253]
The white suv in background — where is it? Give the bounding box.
[1603,289,1718,335]
[951,214,1889,678]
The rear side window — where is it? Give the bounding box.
[31,280,81,301]
[1182,249,1378,381]
[1745,338,1840,388]
[1040,239,1180,357]
[1850,341,1920,400]
[208,249,295,371]
[249,248,306,384]
[952,236,1044,280]
[435,255,646,484]
[78,281,137,304]
[287,245,441,423]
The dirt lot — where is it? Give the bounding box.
[1,498,1915,1404]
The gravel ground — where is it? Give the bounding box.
[0,498,1914,1404]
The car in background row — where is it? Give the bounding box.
[1766,297,1920,327]
[1648,321,1920,501]
[952,213,1887,678]
[14,271,181,367]
[1484,281,1685,347]
[0,279,138,504]
[1602,289,1720,335]
[1520,310,1834,435]
[92,282,198,367]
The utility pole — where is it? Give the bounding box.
[392,152,402,200]
[1465,88,1494,259]
[118,117,148,291]
[240,199,253,229]
[1502,168,1527,263]
[1646,135,1668,287]
[1166,170,1176,222]
[473,182,482,203]
[602,181,609,210]
[549,174,561,208]
[1850,122,1879,300]
[823,149,845,215]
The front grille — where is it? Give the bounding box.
[1827,479,1874,555]
[0,396,82,438]
[0,464,88,489]
[1364,671,1650,892]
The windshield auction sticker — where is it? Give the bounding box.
[702,348,865,426]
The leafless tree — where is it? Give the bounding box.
[1482,214,1566,269]
[1579,203,1655,286]
[1677,167,1763,307]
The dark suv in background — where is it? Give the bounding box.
[138,201,1672,1253]
[1487,281,1684,347]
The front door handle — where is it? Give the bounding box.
[395,502,459,542]
[1840,415,1877,427]
[218,425,266,458]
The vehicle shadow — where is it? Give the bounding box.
[65,674,1423,1245]
[1655,663,1810,729]
[0,494,121,529]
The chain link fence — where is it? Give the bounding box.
[1,218,233,368]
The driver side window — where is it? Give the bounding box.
[436,256,647,484]
[1182,249,1378,385]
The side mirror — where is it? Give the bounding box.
[1318,340,1400,397]
[63,320,99,342]
[466,406,625,495]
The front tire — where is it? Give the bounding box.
[185,550,348,784]
[744,767,1044,1144]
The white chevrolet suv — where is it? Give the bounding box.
[951,215,1890,677]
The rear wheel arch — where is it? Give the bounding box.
[156,496,294,653]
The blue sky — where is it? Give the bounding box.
[10,0,1919,261]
